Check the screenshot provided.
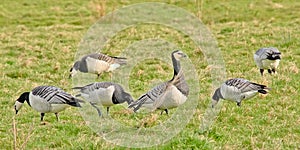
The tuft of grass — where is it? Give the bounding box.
[1,0,300,149]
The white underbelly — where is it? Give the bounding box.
[242,91,258,100]
[273,59,280,68]
[80,86,114,107]
[220,85,242,102]
[29,95,69,113]
[99,93,114,106]
[157,86,187,109]
[261,59,280,69]
[29,95,51,113]
[86,57,110,74]
[50,104,69,113]
[220,86,258,102]
[108,63,121,71]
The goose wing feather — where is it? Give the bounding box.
[224,78,267,93]
[32,86,83,105]
[129,82,168,111]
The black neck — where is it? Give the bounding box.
[112,92,133,105]
[112,93,120,104]
[213,88,223,101]
[172,55,181,76]
[17,92,31,106]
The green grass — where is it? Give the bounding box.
[1,0,300,149]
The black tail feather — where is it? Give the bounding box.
[68,98,85,107]
[72,87,83,90]
[258,89,268,94]
[68,102,82,107]
[128,96,148,112]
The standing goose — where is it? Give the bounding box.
[254,47,281,76]
[128,50,189,115]
[69,53,127,78]
[211,78,270,108]
[73,82,134,116]
[14,86,84,121]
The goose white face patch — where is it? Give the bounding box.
[15,101,23,111]
[70,67,78,77]
[174,52,184,60]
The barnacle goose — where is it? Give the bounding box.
[212,78,270,107]
[254,47,281,76]
[128,50,189,115]
[69,53,127,78]
[73,82,134,116]
[15,86,84,121]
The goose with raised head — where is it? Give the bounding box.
[128,50,189,115]
[254,47,281,76]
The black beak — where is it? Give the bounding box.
[15,110,18,114]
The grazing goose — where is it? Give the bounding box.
[73,82,134,116]
[254,47,281,76]
[211,78,270,107]
[69,53,127,78]
[128,50,189,115]
[14,86,84,121]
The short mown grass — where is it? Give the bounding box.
[1,0,300,149]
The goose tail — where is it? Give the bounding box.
[258,87,271,94]
[69,98,85,107]
[72,86,84,90]
[114,57,127,65]
[128,96,147,112]
[253,83,271,94]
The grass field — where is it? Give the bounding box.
[1,0,300,149]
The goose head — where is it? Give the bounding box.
[172,50,187,61]
[211,88,223,108]
[15,92,30,114]
[69,61,80,78]
[123,92,134,105]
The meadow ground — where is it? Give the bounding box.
[1,0,300,149]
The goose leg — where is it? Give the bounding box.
[55,113,59,121]
[267,69,272,74]
[109,72,113,81]
[106,107,110,115]
[160,109,168,115]
[41,113,45,121]
[271,68,276,73]
[97,73,102,79]
[260,69,264,76]
[90,102,102,116]
[165,109,169,115]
